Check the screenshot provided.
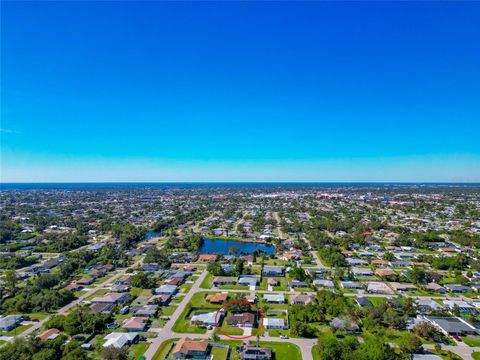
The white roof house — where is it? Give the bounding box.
[263,294,285,303]
[191,310,223,326]
[264,318,286,329]
[103,332,138,348]
[155,285,178,295]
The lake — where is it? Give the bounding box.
[145,231,159,239]
[200,238,275,255]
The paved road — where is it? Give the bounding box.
[143,270,208,359]
[144,269,316,360]
[423,342,477,360]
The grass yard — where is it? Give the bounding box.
[171,306,208,334]
[85,288,110,301]
[130,288,152,297]
[312,344,322,360]
[21,312,50,321]
[211,346,229,360]
[0,324,33,336]
[200,273,213,289]
[161,305,178,316]
[463,336,480,347]
[151,338,177,360]
[365,297,387,306]
[472,352,480,360]
[219,322,243,336]
[221,340,302,360]
[129,342,150,360]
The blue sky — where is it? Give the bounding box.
[1,1,479,182]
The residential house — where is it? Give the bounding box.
[205,293,228,304]
[367,282,394,295]
[264,318,287,330]
[424,316,478,336]
[238,275,259,287]
[263,294,285,304]
[288,280,308,289]
[443,300,477,315]
[89,302,114,315]
[226,312,256,327]
[444,284,472,294]
[240,345,272,360]
[103,332,139,348]
[355,297,372,308]
[191,311,223,327]
[122,317,147,332]
[262,266,283,277]
[290,294,316,305]
[172,337,209,359]
[331,317,359,332]
[36,328,60,341]
[213,277,236,287]
[132,305,158,317]
[313,279,335,289]
[91,293,128,304]
[155,285,178,296]
[340,281,364,290]
[425,283,446,294]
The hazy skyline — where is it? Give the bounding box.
[1,1,479,182]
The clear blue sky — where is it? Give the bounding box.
[1,1,479,182]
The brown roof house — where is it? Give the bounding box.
[226,312,257,327]
[205,293,228,304]
[290,294,317,305]
[198,254,217,262]
[37,328,60,341]
[122,317,148,332]
[375,268,398,281]
[172,337,209,359]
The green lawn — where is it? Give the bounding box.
[200,273,214,289]
[219,322,243,336]
[130,288,152,297]
[463,336,480,347]
[151,338,178,360]
[312,344,321,360]
[129,342,150,360]
[84,288,110,301]
[365,297,387,306]
[21,312,50,321]
[472,352,480,360]
[172,306,208,334]
[221,340,302,360]
[162,305,178,316]
[0,324,33,336]
[211,346,229,360]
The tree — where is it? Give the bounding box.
[101,346,130,360]
[412,322,440,340]
[207,261,222,276]
[399,334,422,354]
[131,271,152,289]
[233,258,244,276]
[2,270,17,293]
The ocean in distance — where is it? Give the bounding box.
[2,182,480,191]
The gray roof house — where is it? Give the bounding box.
[155,285,178,295]
[262,266,283,277]
[238,275,259,287]
[0,315,22,332]
[424,316,478,336]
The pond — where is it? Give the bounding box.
[199,238,275,255]
[144,231,159,239]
